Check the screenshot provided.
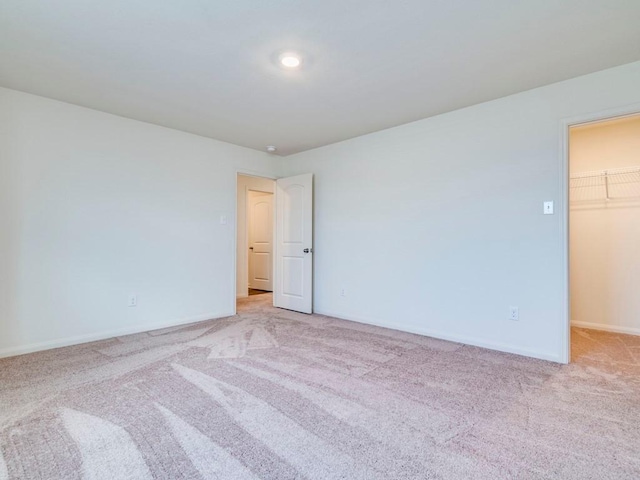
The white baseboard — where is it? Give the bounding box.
[571,320,640,336]
[315,309,562,363]
[0,311,234,359]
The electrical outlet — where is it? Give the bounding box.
[340,287,346,297]
[128,295,138,307]
[509,306,519,321]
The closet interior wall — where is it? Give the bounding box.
[570,115,640,335]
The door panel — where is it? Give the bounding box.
[253,252,270,281]
[282,257,304,297]
[248,191,273,291]
[283,185,304,243]
[275,174,313,313]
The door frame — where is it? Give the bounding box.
[233,170,277,314]
[559,103,640,364]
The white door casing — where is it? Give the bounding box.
[274,174,313,313]
[248,191,273,291]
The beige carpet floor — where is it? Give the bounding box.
[1,294,639,479]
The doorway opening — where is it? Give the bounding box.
[236,174,275,300]
[235,172,315,315]
[568,113,640,364]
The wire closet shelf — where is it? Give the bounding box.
[570,165,640,202]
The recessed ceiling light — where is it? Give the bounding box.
[279,53,301,69]
[266,145,277,153]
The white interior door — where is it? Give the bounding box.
[248,190,273,291]
[274,173,313,313]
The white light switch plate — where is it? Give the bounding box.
[543,201,554,215]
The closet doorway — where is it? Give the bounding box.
[568,113,640,362]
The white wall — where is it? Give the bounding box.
[236,174,275,298]
[0,87,281,357]
[284,61,640,362]
[570,116,640,335]
[3,61,640,362]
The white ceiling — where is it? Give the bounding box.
[2,1,640,156]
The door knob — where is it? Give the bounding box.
[249,247,254,250]
[303,248,312,253]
